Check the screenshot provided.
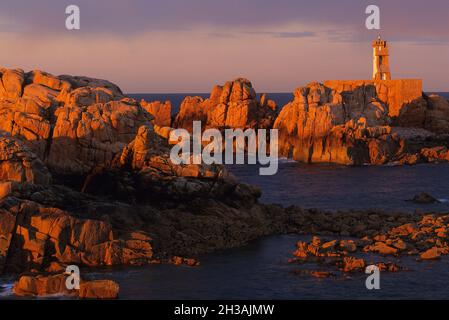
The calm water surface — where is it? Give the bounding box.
[228,162,449,213]
[2,162,449,300]
[105,162,449,299]
[70,234,449,299]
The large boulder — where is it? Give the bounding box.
[173,96,209,132]
[0,68,25,100]
[79,279,120,299]
[424,95,449,134]
[29,70,72,92]
[141,100,171,127]
[48,100,151,176]
[13,274,119,299]
[0,136,51,186]
[274,83,388,164]
[58,74,123,97]
[397,95,449,134]
[173,78,277,132]
[396,97,427,128]
[13,274,74,297]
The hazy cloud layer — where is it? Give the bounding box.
[2,0,448,40]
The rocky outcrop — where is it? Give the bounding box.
[0,67,152,178]
[410,192,440,204]
[49,100,151,176]
[173,78,277,132]
[396,94,449,134]
[0,136,51,186]
[0,68,271,277]
[420,247,440,260]
[0,196,153,274]
[13,274,119,299]
[76,122,254,203]
[274,82,388,164]
[141,100,172,127]
[274,82,449,165]
[323,79,423,118]
[0,174,269,275]
[173,96,208,132]
[422,95,449,134]
[420,146,449,162]
[289,213,449,277]
[289,235,403,276]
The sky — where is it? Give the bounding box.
[0,0,448,93]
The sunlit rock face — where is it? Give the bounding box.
[274,81,449,165]
[140,100,172,127]
[323,80,423,118]
[13,274,120,299]
[173,78,277,132]
[0,67,249,201]
[170,77,448,166]
[0,136,51,185]
[0,197,154,274]
[0,67,267,279]
[0,67,153,176]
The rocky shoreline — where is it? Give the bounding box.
[288,212,449,278]
[0,67,448,299]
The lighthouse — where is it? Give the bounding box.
[372,34,391,80]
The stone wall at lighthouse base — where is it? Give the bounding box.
[323,79,423,117]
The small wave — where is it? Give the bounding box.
[383,162,401,167]
[438,199,449,203]
[0,283,14,297]
[277,157,297,164]
[245,156,297,164]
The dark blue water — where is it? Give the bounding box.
[87,234,449,300]
[79,162,449,300]
[429,92,449,99]
[2,160,449,300]
[228,161,449,213]
[3,234,449,299]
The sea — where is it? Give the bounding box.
[81,162,449,300]
[1,92,449,300]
